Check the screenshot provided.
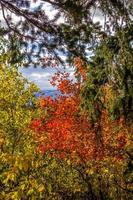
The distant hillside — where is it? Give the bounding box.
[35,90,61,98]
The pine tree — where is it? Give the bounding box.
[0,0,132,66]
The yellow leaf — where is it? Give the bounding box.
[86,169,93,175]
[23,162,29,172]
[67,159,71,165]
[38,184,45,192]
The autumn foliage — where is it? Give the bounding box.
[31,58,130,164]
[29,58,133,199]
[0,51,132,199]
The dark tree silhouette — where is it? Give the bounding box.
[0,0,132,66]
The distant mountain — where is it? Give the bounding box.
[35,90,61,98]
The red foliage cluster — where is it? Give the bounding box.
[50,71,80,95]
[74,57,87,81]
[31,60,128,163]
[31,94,96,161]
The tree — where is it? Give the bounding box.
[81,23,133,122]
[0,1,133,199]
[0,39,91,200]
[0,42,44,199]
[0,0,132,66]
[31,65,133,199]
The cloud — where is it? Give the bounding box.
[19,67,57,90]
[20,65,76,90]
[30,72,51,79]
[29,71,55,90]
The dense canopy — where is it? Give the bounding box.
[0,1,133,199]
[0,0,132,66]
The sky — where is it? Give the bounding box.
[20,65,75,90]
[20,66,58,90]
[18,1,73,90]
[19,2,104,90]
[0,1,104,90]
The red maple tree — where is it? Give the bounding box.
[31,60,128,163]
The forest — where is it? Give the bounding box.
[0,0,133,199]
